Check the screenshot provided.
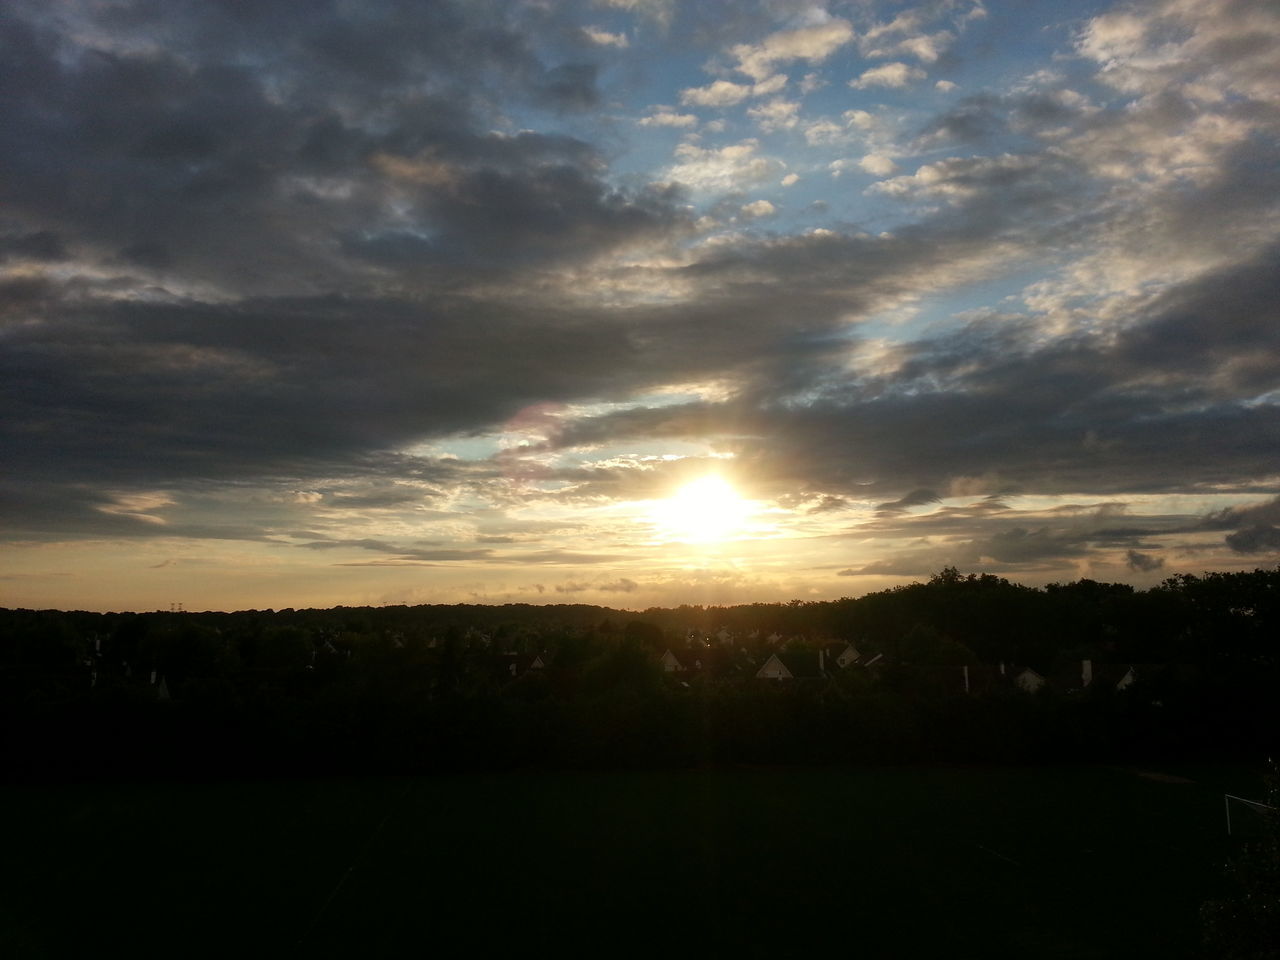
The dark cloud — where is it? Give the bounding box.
[968,527,1088,564]
[806,495,850,514]
[0,1,656,292]
[298,539,494,562]
[0,215,1013,497]
[876,489,941,514]
[0,275,59,321]
[917,93,1007,143]
[322,489,433,509]
[535,62,601,111]
[1202,496,1280,555]
[552,241,1280,507]
[918,90,1091,146]
[833,500,1169,578]
[1203,496,1280,531]
[0,230,67,262]
[838,559,936,577]
[1115,245,1280,393]
[0,294,642,485]
[344,166,685,273]
[1125,549,1165,572]
[554,577,637,593]
[599,578,639,592]
[0,481,276,543]
[1225,526,1280,554]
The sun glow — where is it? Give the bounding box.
[651,475,753,543]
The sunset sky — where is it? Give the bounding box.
[3,0,1279,612]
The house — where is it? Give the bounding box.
[1013,666,1047,693]
[665,647,727,675]
[1097,660,1136,691]
[960,663,1010,695]
[1086,661,1138,692]
[660,649,689,673]
[756,650,826,680]
[1044,659,1140,694]
[493,652,548,679]
[822,642,861,669]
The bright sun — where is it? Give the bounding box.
[651,475,752,543]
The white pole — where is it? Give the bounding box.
[1223,794,1277,836]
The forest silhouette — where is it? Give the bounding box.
[3,567,1277,780]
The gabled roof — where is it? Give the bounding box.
[659,648,684,670]
[1045,661,1148,693]
[756,653,789,679]
[660,648,699,671]
[960,664,1007,694]
[492,651,549,678]
[1011,665,1047,692]
[1090,663,1137,690]
[824,642,862,668]
[756,651,825,680]
[665,647,745,678]
[1050,664,1089,691]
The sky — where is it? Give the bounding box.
[3,0,1279,613]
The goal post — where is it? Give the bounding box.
[1224,793,1277,837]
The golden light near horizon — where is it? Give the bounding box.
[650,475,754,544]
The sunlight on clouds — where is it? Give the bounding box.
[729,18,855,82]
[370,151,459,188]
[564,380,737,420]
[548,257,704,307]
[5,0,1279,612]
[582,26,629,48]
[850,62,927,90]
[740,199,776,219]
[679,79,753,108]
[667,140,784,192]
[97,491,176,525]
[859,154,899,176]
[637,106,698,128]
[747,98,801,132]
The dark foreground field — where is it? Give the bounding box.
[0,764,1257,958]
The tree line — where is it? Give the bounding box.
[2,567,1277,780]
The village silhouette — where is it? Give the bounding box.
[4,566,1279,956]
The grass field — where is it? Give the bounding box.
[0,763,1259,958]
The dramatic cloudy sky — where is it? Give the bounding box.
[3,0,1279,612]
